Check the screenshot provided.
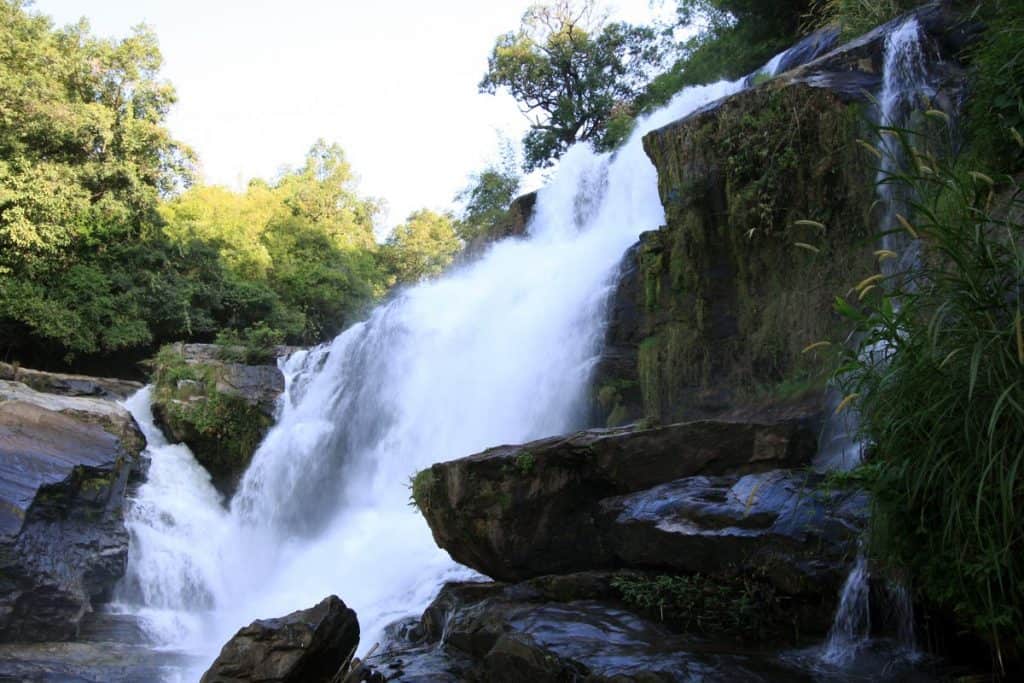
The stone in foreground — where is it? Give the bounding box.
[201,596,359,683]
[0,379,143,641]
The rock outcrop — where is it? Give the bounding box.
[0,362,142,401]
[415,407,862,605]
[415,411,823,583]
[593,3,967,427]
[150,343,294,494]
[0,376,144,641]
[362,578,852,682]
[201,596,359,683]
[459,192,538,263]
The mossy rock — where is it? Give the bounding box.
[633,81,877,423]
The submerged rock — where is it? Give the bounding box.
[201,596,359,683]
[414,413,820,583]
[0,377,143,642]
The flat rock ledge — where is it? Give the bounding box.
[413,410,862,595]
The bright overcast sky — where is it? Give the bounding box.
[32,0,665,230]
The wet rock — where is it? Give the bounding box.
[0,379,143,642]
[603,470,867,596]
[415,414,818,582]
[201,595,359,683]
[0,363,143,401]
[370,581,816,683]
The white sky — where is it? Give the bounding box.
[32,0,665,230]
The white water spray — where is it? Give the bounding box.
[822,553,871,666]
[117,75,749,678]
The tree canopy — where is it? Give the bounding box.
[0,1,392,364]
[479,0,662,170]
[382,209,461,286]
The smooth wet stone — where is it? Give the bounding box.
[602,470,867,596]
[201,596,359,683]
[0,380,143,642]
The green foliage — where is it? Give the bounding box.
[455,141,521,242]
[382,209,461,286]
[966,0,1024,174]
[480,0,662,169]
[0,1,198,360]
[0,2,387,363]
[808,0,916,38]
[410,468,435,510]
[834,123,1024,663]
[638,0,811,112]
[214,322,285,365]
[611,572,791,641]
[160,140,387,346]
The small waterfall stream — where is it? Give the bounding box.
[817,16,936,669]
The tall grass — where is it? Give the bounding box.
[832,120,1024,668]
[807,0,917,37]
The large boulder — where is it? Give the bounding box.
[414,412,821,583]
[150,343,295,494]
[201,596,359,683]
[0,378,143,641]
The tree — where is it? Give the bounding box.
[638,0,813,110]
[382,210,461,286]
[479,0,662,170]
[0,0,197,361]
[454,140,521,242]
[160,141,388,345]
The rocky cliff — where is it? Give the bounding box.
[594,3,966,427]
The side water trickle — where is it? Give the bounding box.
[114,67,780,679]
[817,16,934,667]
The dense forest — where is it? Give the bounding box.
[2,0,1024,673]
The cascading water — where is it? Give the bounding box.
[817,16,936,668]
[821,554,871,666]
[115,70,767,679]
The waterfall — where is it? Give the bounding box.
[116,76,753,678]
[818,16,937,667]
[821,554,871,666]
[876,17,933,272]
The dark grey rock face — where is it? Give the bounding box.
[201,596,359,683]
[364,581,818,683]
[0,379,143,642]
[415,411,822,584]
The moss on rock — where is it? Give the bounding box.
[634,81,877,422]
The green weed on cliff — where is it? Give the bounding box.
[612,573,792,642]
[833,122,1024,668]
